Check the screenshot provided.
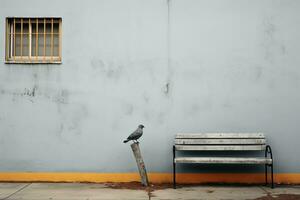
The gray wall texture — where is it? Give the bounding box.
[0,0,300,173]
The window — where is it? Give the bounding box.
[5,17,62,63]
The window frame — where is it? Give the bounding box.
[5,17,62,64]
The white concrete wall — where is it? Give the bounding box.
[0,0,300,173]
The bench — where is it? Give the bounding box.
[173,133,274,188]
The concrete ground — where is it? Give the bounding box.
[0,183,300,200]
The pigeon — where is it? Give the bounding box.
[123,124,145,143]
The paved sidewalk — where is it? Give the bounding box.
[0,183,300,200]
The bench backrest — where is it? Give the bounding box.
[175,133,266,151]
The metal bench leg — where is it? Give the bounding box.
[173,162,176,189]
[271,164,274,189]
[265,164,268,186]
[265,145,274,189]
[173,145,176,189]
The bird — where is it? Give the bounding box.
[123,124,145,143]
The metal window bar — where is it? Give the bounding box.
[5,18,8,61]
[8,22,13,58]
[20,18,23,59]
[59,19,62,61]
[51,18,53,62]
[13,18,16,61]
[29,18,31,61]
[44,18,46,61]
[36,18,38,60]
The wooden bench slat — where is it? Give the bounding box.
[176,133,265,139]
[175,157,272,164]
[175,138,266,145]
[175,145,266,151]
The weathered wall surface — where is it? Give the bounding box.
[0,0,299,173]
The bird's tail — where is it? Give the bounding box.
[123,139,129,143]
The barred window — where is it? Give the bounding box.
[5,17,62,63]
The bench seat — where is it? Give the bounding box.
[175,145,266,151]
[175,157,272,164]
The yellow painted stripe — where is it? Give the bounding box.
[0,173,300,184]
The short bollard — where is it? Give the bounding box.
[130,142,149,186]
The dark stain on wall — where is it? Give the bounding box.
[262,16,287,63]
[23,86,37,97]
[91,58,105,70]
[254,66,263,81]
[53,89,69,104]
[56,104,89,139]
[143,93,150,103]
[0,89,5,95]
[164,82,170,95]
[90,58,124,80]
